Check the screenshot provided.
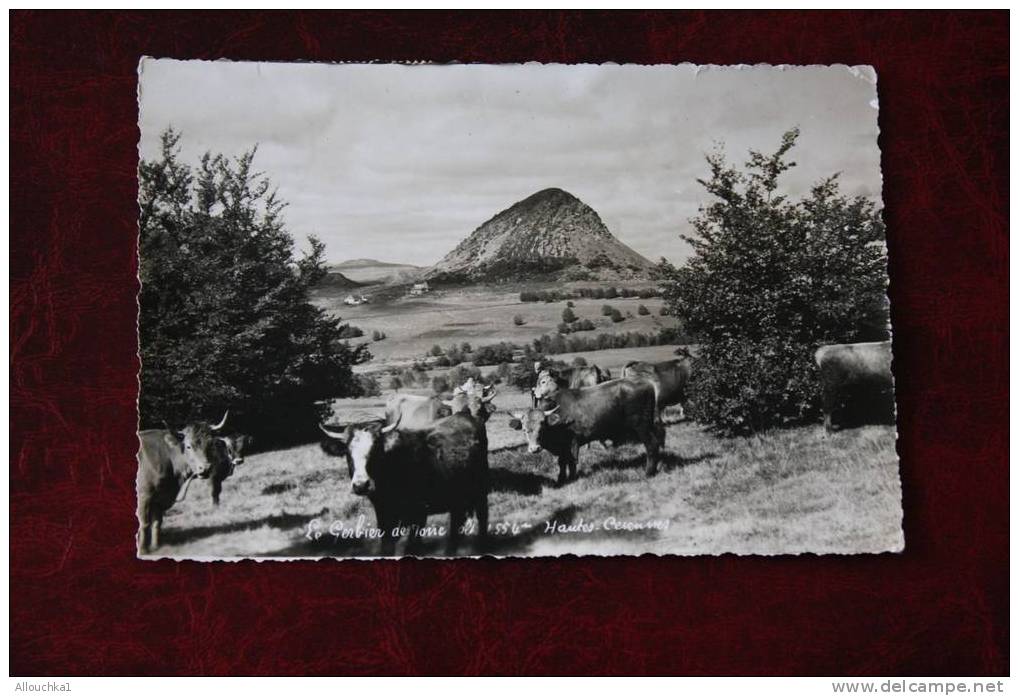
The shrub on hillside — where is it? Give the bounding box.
[601,304,614,316]
[637,304,650,315]
[659,128,889,433]
[513,314,525,326]
[610,308,625,323]
[561,307,577,323]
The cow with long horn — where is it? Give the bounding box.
[319,409,489,556]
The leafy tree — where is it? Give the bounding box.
[561,307,577,323]
[659,128,888,434]
[637,304,650,315]
[138,128,369,445]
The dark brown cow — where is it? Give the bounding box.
[209,434,251,506]
[136,411,229,554]
[622,357,692,419]
[510,379,662,484]
[815,341,894,432]
[319,411,489,556]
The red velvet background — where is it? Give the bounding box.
[10,11,1008,675]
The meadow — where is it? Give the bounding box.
[311,282,680,368]
[149,283,902,559]
[154,394,903,559]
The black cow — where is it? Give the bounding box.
[319,412,489,556]
[136,411,229,554]
[209,434,251,506]
[509,379,662,484]
[815,341,895,432]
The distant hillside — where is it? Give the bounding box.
[426,188,655,283]
[316,270,364,290]
[331,258,423,285]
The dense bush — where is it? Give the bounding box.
[609,308,625,323]
[637,304,650,316]
[519,287,661,303]
[355,374,382,398]
[473,342,516,366]
[571,356,588,367]
[573,319,596,332]
[138,129,369,445]
[371,329,387,341]
[561,307,577,323]
[513,314,525,326]
[531,328,689,355]
[659,128,889,434]
[338,325,364,339]
[601,304,614,316]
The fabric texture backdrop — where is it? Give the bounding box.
[10,11,1008,675]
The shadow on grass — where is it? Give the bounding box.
[489,465,547,496]
[584,449,719,477]
[159,510,322,547]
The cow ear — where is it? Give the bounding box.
[163,432,182,449]
[546,412,562,426]
[237,435,251,450]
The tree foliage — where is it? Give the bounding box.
[659,128,889,434]
[138,129,369,445]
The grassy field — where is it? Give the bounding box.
[152,397,903,558]
[311,283,679,367]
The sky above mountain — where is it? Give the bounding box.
[139,61,882,267]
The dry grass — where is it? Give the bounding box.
[152,401,903,559]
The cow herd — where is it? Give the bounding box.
[136,340,894,556]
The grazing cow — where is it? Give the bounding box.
[531,364,607,405]
[815,341,894,432]
[622,357,692,420]
[136,411,229,554]
[209,434,251,507]
[384,393,453,431]
[509,379,662,484]
[319,412,489,556]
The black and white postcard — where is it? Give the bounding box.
[136,61,901,559]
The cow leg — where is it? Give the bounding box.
[211,478,222,507]
[568,441,580,481]
[475,494,489,551]
[136,499,151,554]
[373,505,397,557]
[447,509,466,556]
[643,427,661,477]
[151,515,162,551]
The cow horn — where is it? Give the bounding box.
[210,410,229,431]
[380,413,401,434]
[319,423,346,440]
[543,405,560,417]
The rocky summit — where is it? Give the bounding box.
[426,188,655,283]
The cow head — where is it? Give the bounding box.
[163,411,229,479]
[444,381,497,422]
[532,370,560,401]
[215,434,250,477]
[319,418,401,496]
[508,405,562,454]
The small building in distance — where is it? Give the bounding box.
[409,282,430,296]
